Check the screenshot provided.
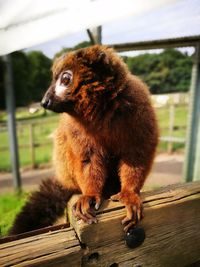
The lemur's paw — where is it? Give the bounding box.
[110,191,143,232]
[72,195,101,224]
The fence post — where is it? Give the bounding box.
[168,99,175,154]
[29,123,35,169]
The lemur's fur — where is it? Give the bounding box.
[9,45,158,235]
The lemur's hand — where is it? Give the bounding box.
[111,191,143,232]
[73,195,101,224]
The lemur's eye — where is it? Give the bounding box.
[60,71,72,86]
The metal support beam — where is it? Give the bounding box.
[183,43,200,182]
[111,35,200,52]
[4,54,21,191]
[87,26,102,45]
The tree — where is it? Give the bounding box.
[0,58,5,109]
[27,51,52,103]
[11,51,31,106]
[0,52,30,109]
[123,49,193,94]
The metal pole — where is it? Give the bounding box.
[183,43,200,182]
[92,26,102,44]
[3,54,21,191]
[193,46,200,181]
[87,26,102,45]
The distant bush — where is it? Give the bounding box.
[123,48,192,94]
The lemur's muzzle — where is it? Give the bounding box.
[41,85,75,113]
[41,84,55,110]
[41,93,52,109]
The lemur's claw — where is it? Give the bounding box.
[73,195,101,224]
[111,191,143,232]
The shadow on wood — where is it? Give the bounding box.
[0,181,200,267]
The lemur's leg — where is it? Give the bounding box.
[73,153,107,224]
[111,161,147,232]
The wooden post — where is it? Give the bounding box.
[3,54,21,191]
[183,43,200,182]
[29,123,35,169]
[168,99,175,154]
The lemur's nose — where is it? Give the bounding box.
[41,96,52,109]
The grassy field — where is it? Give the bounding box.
[0,109,59,171]
[157,105,188,152]
[0,105,188,171]
[0,192,28,237]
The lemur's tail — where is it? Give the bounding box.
[9,178,75,235]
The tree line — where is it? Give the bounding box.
[123,49,192,94]
[0,42,193,109]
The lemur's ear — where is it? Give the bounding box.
[76,49,84,59]
[76,46,110,66]
[98,51,109,65]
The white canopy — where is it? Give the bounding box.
[0,0,179,56]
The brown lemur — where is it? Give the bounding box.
[9,45,158,235]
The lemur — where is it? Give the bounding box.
[9,45,158,235]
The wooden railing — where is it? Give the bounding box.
[0,181,200,267]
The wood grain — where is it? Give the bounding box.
[68,181,200,267]
[1,181,200,267]
[0,227,82,267]
[0,224,69,244]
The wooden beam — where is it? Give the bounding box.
[68,181,200,267]
[1,182,200,267]
[0,227,82,267]
[110,35,200,52]
[0,223,69,245]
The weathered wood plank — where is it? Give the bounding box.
[1,182,200,267]
[68,181,200,267]
[0,227,82,267]
[0,223,69,244]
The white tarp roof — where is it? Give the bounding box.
[104,0,200,44]
[0,0,180,56]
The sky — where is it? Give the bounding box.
[24,0,200,58]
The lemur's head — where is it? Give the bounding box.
[41,45,128,120]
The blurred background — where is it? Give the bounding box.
[0,0,200,236]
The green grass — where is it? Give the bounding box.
[156,105,188,152]
[0,110,58,171]
[156,105,188,129]
[0,108,56,123]
[0,192,29,237]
